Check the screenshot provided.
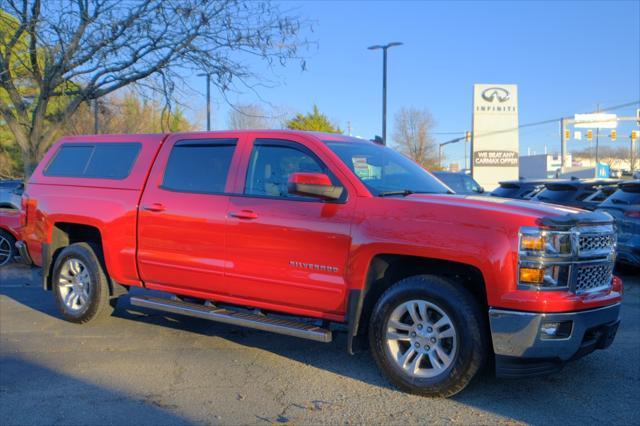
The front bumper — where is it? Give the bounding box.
[489,303,620,378]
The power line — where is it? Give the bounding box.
[437,99,640,166]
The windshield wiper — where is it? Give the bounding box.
[378,190,415,197]
[377,190,452,197]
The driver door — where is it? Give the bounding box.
[225,137,356,315]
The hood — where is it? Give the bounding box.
[403,194,611,228]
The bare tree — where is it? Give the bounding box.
[393,107,438,169]
[227,103,272,130]
[572,145,632,170]
[0,1,308,176]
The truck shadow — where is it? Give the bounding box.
[2,267,638,424]
[0,356,195,425]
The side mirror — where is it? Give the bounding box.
[287,172,344,200]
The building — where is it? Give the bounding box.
[519,153,571,179]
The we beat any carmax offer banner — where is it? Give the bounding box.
[471,84,519,190]
[473,150,519,167]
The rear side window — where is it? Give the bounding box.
[162,139,237,194]
[44,143,141,179]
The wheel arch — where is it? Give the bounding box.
[44,222,106,291]
[347,253,488,354]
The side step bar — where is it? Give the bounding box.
[130,295,332,343]
[15,241,33,265]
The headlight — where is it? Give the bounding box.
[519,227,573,258]
[518,227,574,290]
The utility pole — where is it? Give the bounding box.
[94,99,99,134]
[368,42,403,145]
[198,73,212,131]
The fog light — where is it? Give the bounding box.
[540,320,572,339]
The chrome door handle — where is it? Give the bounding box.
[142,203,166,212]
[229,210,258,220]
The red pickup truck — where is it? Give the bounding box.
[17,130,622,397]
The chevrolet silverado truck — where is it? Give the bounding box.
[17,130,622,397]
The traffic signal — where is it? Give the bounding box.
[632,130,638,141]
[586,129,593,141]
[465,131,471,142]
[610,130,617,141]
[564,129,570,140]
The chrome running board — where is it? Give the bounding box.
[130,295,332,343]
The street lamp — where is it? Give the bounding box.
[197,73,211,131]
[368,42,403,145]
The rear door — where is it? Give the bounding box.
[137,133,243,296]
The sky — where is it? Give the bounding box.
[184,0,640,168]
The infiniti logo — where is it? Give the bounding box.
[481,87,510,103]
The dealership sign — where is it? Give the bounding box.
[471,84,519,190]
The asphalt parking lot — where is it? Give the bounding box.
[1,264,638,425]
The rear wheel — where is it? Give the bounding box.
[52,243,113,323]
[0,230,17,266]
[369,274,488,397]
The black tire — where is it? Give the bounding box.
[52,243,113,323]
[369,274,489,397]
[0,229,17,267]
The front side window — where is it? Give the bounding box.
[44,143,141,179]
[325,140,449,196]
[162,139,236,194]
[244,141,332,199]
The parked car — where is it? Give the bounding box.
[0,208,21,266]
[532,179,621,210]
[432,171,484,195]
[0,179,24,209]
[597,180,640,267]
[17,130,622,397]
[490,179,552,200]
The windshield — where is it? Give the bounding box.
[535,185,578,202]
[605,185,640,205]
[325,141,449,196]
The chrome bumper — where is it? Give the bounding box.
[489,303,621,360]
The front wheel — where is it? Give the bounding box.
[369,275,489,397]
[52,243,113,323]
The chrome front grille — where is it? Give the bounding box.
[578,233,616,255]
[573,225,615,294]
[574,262,614,294]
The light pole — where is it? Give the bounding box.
[198,73,211,131]
[368,42,403,145]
